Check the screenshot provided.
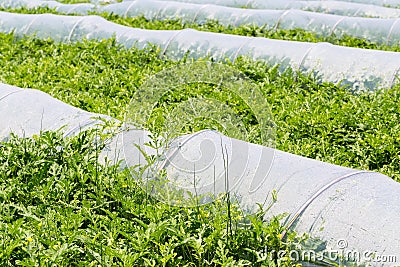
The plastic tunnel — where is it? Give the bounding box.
[4,0,400,20]
[1,82,400,266]
[296,0,400,6]
[4,0,400,42]
[99,0,400,45]
[1,12,400,92]
[149,0,400,18]
[0,0,94,14]
[59,0,400,8]
[151,0,400,9]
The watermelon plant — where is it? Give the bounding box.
[0,3,400,266]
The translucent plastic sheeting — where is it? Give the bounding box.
[1,12,400,91]
[99,0,400,45]
[42,0,118,4]
[3,0,400,39]
[300,0,400,7]
[1,83,399,266]
[143,0,400,18]
[0,0,93,14]
[3,0,400,19]
[82,0,398,9]
[153,0,400,9]
[0,84,110,139]
[4,0,400,44]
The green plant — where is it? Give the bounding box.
[0,6,399,266]
[0,130,296,266]
[0,32,398,182]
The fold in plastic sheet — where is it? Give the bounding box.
[1,83,399,266]
[1,12,400,91]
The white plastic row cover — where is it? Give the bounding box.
[0,0,93,14]
[1,82,399,266]
[1,11,400,91]
[3,0,400,19]
[44,0,400,8]
[101,0,400,45]
[3,0,400,44]
[294,0,400,7]
[151,0,400,18]
[151,0,400,9]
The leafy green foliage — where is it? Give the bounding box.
[0,6,400,265]
[0,33,398,181]
[0,33,170,119]
[233,59,400,181]
[0,131,296,266]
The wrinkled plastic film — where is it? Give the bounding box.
[1,83,399,266]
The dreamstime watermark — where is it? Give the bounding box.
[122,61,275,206]
[264,239,398,265]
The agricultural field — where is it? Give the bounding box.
[0,1,400,266]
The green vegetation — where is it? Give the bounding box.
[1,5,400,266]
[0,130,299,266]
[0,33,399,181]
